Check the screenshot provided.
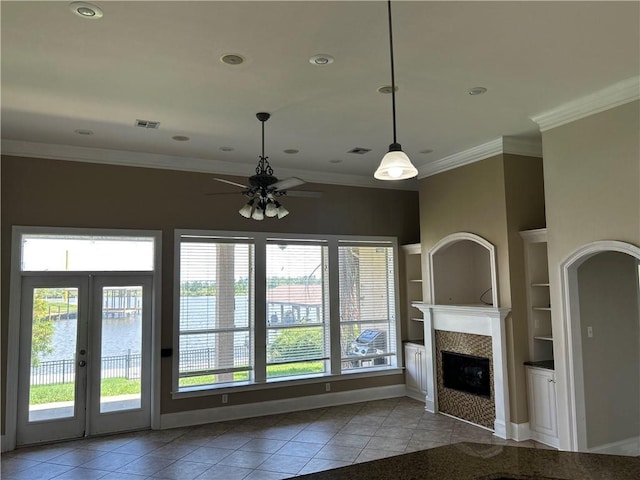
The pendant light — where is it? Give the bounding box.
[374,0,418,181]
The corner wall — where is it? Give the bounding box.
[541,100,640,450]
[418,154,545,425]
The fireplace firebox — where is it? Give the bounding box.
[442,351,490,398]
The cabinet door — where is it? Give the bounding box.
[405,344,420,392]
[527,368,558,438]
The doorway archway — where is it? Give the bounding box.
[561,240,640,455]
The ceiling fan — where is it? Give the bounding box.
[213,112,320,220]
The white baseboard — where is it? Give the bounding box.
[1,434,14,453]
[509,422,531,442]
[589,436,640,457]
[404,387,426,404]
[529,429,560,449]
[160,384,406,429]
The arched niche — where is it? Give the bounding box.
[561,240,640,454]
[428,232,498,307]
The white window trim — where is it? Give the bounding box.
[4,226,162,453]
[172,229,402,399]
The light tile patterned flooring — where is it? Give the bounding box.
[1,397,552,480]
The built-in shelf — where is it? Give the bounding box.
[521,228,554,363]
[402,243,424,341]
[534,335,553,341]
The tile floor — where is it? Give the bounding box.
[1,397,552,480]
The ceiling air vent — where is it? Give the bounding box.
[135,119,161,129]
[347,147,371,155]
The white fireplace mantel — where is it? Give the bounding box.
[413,303,511,439]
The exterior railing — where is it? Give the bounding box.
[31,346,250,385]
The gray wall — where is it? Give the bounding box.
[578,252,640,449]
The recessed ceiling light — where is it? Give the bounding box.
[74,129,94,135]
[309,54,334,65]
[419,149,433,154]
[329,159,343,164]
[219,146,235,152]
[172,135,190,142]
[69,2,103,19]
[220,54,245,66]
[283,149,299,154]
[377,85,398,94]
[468,87,487,96]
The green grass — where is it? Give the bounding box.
[30,378,140,405]
[178,361,325,388]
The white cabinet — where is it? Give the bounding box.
[526,366,559,447]
[401,243,424,341]
[405,342,426,402]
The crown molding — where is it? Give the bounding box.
[531,76,640,132]
[502,137,543,158]
[417,136,542,179]
[0,140,418,191]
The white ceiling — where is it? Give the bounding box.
[2,1,639,189]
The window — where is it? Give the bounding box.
[178,237,254,388]
[21,234,154,271]
[175,232,399,393]
[339,243,397,370]
[266,241,329,378]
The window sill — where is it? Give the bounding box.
[172,367,403,400]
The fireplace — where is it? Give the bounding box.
[442,351,491,398]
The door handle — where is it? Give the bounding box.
[78,360,87,367]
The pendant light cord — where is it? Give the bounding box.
[388,0,397,145]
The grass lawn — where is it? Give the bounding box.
[178,361,325,388]
[30,378,140,405]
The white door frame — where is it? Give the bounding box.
[3,226,162,452]
[560,240,640,451]
[17,276,91,445]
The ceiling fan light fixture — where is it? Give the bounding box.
[374,0,418,181]
[277,204,289,219]
[265,202,278,218]
[239,202,253,218]
[251,205,264,221]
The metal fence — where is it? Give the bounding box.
[30,350,141,386]
[179,346,249,373]
[31,347,250,386]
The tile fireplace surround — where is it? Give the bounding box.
[413,304,511,439]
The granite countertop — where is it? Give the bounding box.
[524,360,555,370]
[292,443,640,480]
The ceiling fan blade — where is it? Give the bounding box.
[204,192,244,196]
[285,190,323,198]
[213,178,249,189]
[271,177,305,191]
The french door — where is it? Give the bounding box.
[17,274,152,446]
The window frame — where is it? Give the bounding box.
[173,230,402,399]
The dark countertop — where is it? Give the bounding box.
[524,360,555,370]
[404,339,425,346]
[292,443,640,480]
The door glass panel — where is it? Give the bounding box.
[28,287,78,422]
[99,286,143,413]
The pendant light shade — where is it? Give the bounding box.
[374,143,418,180]
[374,0,418,181]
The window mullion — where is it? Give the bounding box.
[254,237,267,383]
[328,238,342,375]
